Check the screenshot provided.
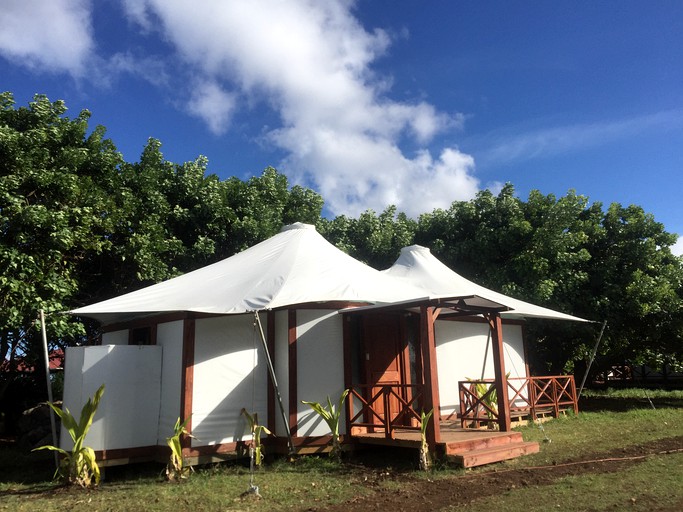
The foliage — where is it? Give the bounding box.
[418,408,434,471]
[165,416,195,481]
[467,379,498,420]
[0,92,121,408]
[33,383,104,487]
[301,389,350,460]
[318,206,416,269]
[241,408,271,467]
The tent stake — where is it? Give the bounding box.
[253,312,295,456]
[39,309,59,470]
[578,319,607,399]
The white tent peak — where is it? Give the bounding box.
[279,222,315,232]
[70,223,428,325]
[385,245,590,322]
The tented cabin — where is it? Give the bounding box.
[64,223,587,467]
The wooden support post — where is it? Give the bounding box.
[342,315,354,436]
[420,305,441,447]
[288,310,298,437]
[266,311,276,434]
[180,317,195,452]
[487,313,511,432]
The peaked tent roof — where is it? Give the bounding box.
[384,245,590,322]
[71,223,432,325]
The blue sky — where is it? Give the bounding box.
[1,1,681,254]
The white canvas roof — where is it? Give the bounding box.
[384,245,590,322]
[71,223,431,325]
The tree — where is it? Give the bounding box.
[0,92,122,416]
[221,167,324,256]
[319,206,416,269]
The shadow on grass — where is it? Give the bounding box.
[579,395,683,413]
[0,439,55,485]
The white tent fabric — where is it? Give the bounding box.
[384,245,590,322]
[71,223,430,325]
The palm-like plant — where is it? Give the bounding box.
[301,388,350,461]
[33,384,105,487]
[241,409,271,467]
[418,408,434,471]
[165,416,196,481]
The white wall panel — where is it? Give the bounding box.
[156,320,184,443]
[435,321,527,417]
[296,311,345,437]
[61,345,162,451]
[192,315,267,446]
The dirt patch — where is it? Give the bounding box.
[311,436,683,512]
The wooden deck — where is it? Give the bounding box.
[352,421,540,468]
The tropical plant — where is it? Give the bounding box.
[301,388,350,461]
[241,409,271,468]
[165,416,195,481]
[33,384,105,487]
[418,408,434,471]
[467,373,510,427]
[474,380,498,419]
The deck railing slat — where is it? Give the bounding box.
[458,375,578,428]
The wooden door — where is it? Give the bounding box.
[361,315,403,428]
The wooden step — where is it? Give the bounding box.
[445,431,524,453]
[448,441,540,468]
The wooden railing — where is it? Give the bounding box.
[459,375,578,429]
[348,384,425,439]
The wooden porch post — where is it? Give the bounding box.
[487,312,511,432]
[180,317,195,453]
[342,315,353,436]
[420,305,441,447]
[288,310,298,437]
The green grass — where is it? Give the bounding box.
[581,387,683,400]
[1,390,682,511]
[506,406,682,467]
[445,452,683,512]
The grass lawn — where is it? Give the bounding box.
[1,388,681,511]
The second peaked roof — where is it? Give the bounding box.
[384,245,589,322]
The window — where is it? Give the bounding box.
[129,326,153,345]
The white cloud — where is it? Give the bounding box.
[0,0,93,76]
[482,109,683,165]
[672,236,683,257]
[128,0,476,216]
[106,52,170,88]
[187,81,237,135]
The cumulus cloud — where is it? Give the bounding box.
[123,0,478,216]
[0,0,93,76]
[4,0,482,215]
[187,81,237,135]
[672,236,683,257]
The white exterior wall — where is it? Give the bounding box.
[191,315,268,446]
[296,310,345,437]
[101,329,128,345]
[61,345,162,451]
[156,320,184,443]
[435,321,526,417]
